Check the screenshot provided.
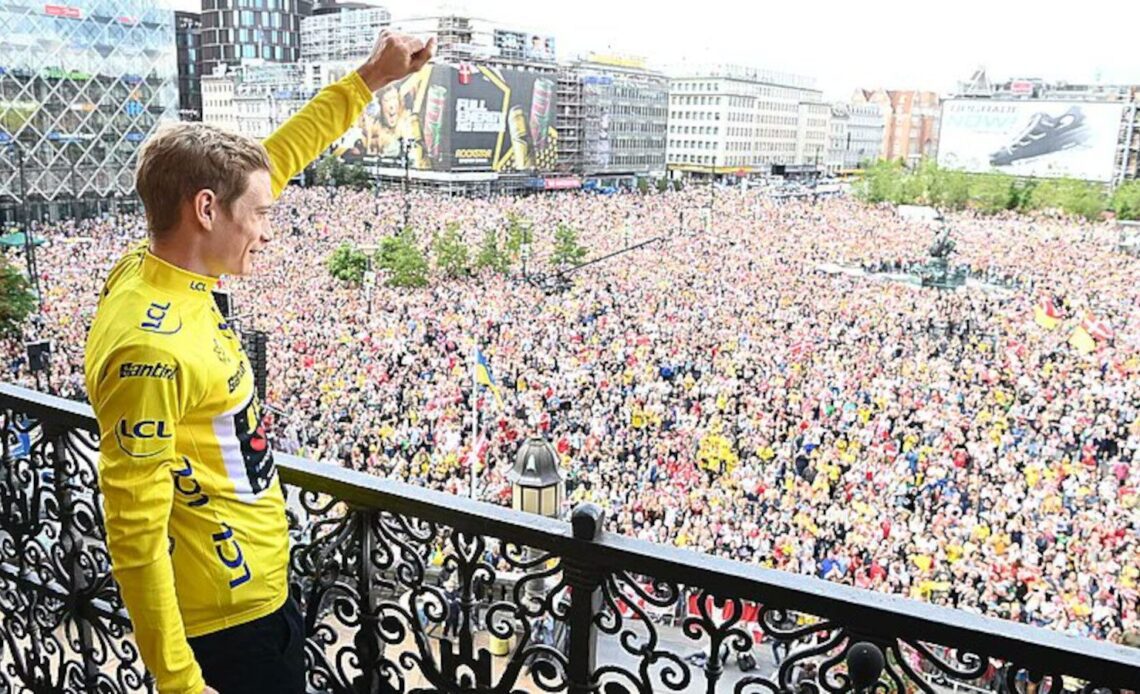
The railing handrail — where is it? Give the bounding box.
[5,381,1140,688]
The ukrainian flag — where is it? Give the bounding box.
[475,350,504,409]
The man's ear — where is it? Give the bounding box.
[193,189,218,230]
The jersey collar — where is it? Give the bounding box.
[140,251,220,300]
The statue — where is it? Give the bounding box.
[921,224,966,290]
[928,226,956,260]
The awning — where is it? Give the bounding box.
[0,232,46,248]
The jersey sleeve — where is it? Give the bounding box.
[92,344,205,694]
[263,70,374,198]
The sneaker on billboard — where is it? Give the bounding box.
[989,106,1090,166]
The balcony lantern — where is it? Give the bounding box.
[508,437,564,518]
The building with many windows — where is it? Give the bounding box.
[200,0,312,75]
[175,11,202,120]
[852,88,940,166]
[388,12,556,69]
[0,0,179,221]
[557,54,668,183]
[301,3,390,63]
[666,64,827,178]
[826,101,885,172]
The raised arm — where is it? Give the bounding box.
[263,30,436,197]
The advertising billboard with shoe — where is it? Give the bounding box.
[937,100,1124,182]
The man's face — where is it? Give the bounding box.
[208,169,274,276]
[381,88,399,123]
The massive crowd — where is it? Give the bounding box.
[4,186,1139,645]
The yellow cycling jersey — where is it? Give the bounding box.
[84,71,373,694]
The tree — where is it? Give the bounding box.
[476,228,510,274]
[550,223,588,268]
[0,257,35,339]
[657,178,670,193]
[1024,178,1107,220]
[326,242,369,285]
[637,177,649,194]
[433,222,470,278]
[504,212,532,259]
[313,155,371,190]
[673,179,684,192]
[377,229,429,288]
[930,169,971,210]
[1111,180,1140,220]
[968,173,1017,214]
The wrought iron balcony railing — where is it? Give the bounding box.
[2,383,1139,693]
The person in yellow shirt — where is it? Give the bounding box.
[84,31,434,694]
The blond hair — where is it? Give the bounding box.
[135,122,271,236]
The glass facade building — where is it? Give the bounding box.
[0,0,178,219]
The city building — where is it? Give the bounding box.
[201,67,238,132]
[301,4,390,63]
[557,54,668,184]
[199,0,312,76]
[796,101,830,168]
[175,11,203,121]
[956,68,1140,102]
[845,102,886,168]
[825,105,849,174]
[826,102,886,172]
[555,67,584,174]
[851,88,940,166]
[202,62,320,139]
[389,12,556,71]
[0,0,180,222]
[666,64,827,179]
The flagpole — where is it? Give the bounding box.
[471,344,479,502]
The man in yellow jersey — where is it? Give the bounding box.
[83,30,434,694]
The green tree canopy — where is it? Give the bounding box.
[433,222,470,278]
[476,227,510,274]
[551,223,588,268]
[0,256,35,339]
[377,229,429,288]
[326,242,369,285]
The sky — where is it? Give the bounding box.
[170,0,1140,100]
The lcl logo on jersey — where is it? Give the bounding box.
[212,523,252,589]
[139,301,182,335]
[114,418,173,458]
[189,281,207,292]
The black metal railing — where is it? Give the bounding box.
[2,383,1139,694]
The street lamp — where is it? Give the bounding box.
[6,142,40,307]
[507,437,565,518]
[507,437,565,665]
[398,136,419,231]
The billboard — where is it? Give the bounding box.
[337,63,558,173]
[937,100,1124,182]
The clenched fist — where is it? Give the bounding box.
[357,30,437,92]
